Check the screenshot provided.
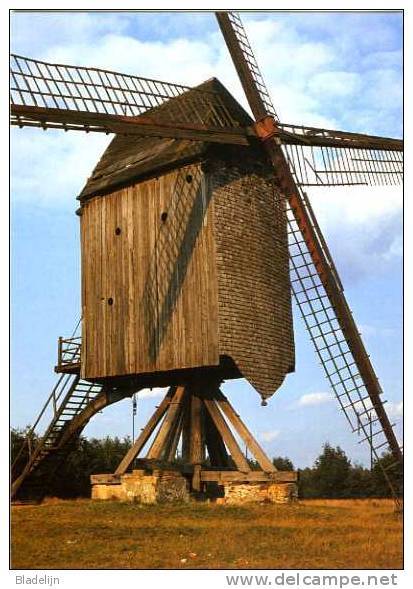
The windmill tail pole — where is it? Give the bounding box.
[216,11,402,468]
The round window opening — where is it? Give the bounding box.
[161,212,168,222]
[115,227,121,235]
[108,297,114,306]
[186,174,193,183]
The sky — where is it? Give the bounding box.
[10,10,403,469]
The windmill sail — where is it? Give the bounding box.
[216,10,402,498]
[10,54,249,145]
[279,123,403,187]
[10,54,403,186]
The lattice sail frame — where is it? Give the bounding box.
[10,54,403,188]
[281,124,403,187]
[10,54,243,139]
[216,10,403,502]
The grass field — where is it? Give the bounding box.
[11,498,402,570]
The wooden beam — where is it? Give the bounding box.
[11,104,251,145]
[203,398,251,473]
[200,470,298,483]
[115,388,175,475]
[215,390,276,473]
[278,125,403,152]
[189,394,204,465]
[146,387,186,459]
[90,474,120,485]
[189,393,204,491]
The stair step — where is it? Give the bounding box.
[12,360,108,501]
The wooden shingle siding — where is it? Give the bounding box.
[212,159,294,399]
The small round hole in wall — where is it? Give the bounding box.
[161,212,168,222]
[186,174,193,183]
[115,227,121,235]
[108,297,114,306]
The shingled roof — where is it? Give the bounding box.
[79,78,254,200]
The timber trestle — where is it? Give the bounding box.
[111,382,295,492]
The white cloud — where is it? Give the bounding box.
[308,185,402,228]
[44,35,217,86]
[138,387,166,399]
[11,128,110,208]
[297,392,333,406]
[353,398,373,414]
[352,399,402,425]
[358,324,397,339]
[259,430,280,443]
[307,185,402,281]
[386,401,403,419]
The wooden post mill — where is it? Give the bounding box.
[11,11,402,504]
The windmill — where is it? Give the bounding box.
[11,11,403,503]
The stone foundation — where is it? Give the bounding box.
[91,469,190,504]
[91,471,298,505]
[220,482,298,504]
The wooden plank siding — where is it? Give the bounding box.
[81,164,219,379]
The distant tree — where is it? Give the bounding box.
[245,456,294,471]
[345,463,374,498]
[247,458,261,470]
[272,456,294,471]
[51,435,133,497]
[371,451,403,498]
[298,467,319,498]
[13,428,399,500]
[311,443,352,498]
[11,427,40,479]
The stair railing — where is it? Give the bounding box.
[11,372,77,476]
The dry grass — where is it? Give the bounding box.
[11,498,402,570]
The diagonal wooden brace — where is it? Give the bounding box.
[115,387,176,475]
[146,386,186,460]
[203,397,251,473]
[215,390,276,472]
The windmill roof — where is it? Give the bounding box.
[79,78,254,200]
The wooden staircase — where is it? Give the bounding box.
[12,366,104,501]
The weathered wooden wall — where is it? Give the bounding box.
[80,163,219,380]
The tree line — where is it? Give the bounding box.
[11,429,401,499]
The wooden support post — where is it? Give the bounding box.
[146,387,186,459]
[189,394,203,464]
[215,390,276,473]
[204,397,251,473]
[115,387,176,475]
[189,393,203,491]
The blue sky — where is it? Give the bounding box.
[10,10,403,468]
